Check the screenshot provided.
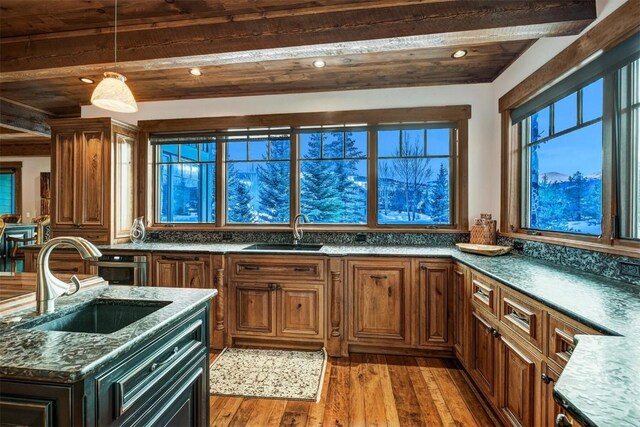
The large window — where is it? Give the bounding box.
[156,142,216,223]
[521,79,603,235]
[299,128,367,224]
[0,162,21,216]
[148,106,469,229]
[226,129,291,224]
[378,126,453,225]
[503,31,639,251]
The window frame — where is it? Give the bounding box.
[0,161,22,216]
[499,8,639,256]
[142,106,469,232]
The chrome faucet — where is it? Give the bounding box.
[293,214,309,245]
[36,237,102,314]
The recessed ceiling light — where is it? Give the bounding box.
[189,68,203,76]
[451,50,468,59]
[312,59,326,68]
[79,77,95,84]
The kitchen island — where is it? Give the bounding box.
[0,275,217,426]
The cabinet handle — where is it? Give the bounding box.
[556,414,573,427]
[541,373,555,384]
[508,309,530,325]
[293,267,312,272]
[150,346,180,372]
[490,327,501,338]
[243,265,260,271]
[268,283,280,291]
[161,255,199,261]
[370,275,388,280]
[475,288,489,299]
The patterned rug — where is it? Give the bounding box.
[210,348,327,402]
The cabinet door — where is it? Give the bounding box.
[183,258,210,289]
[278,284,324,339]
[153,257,180,287]
[542,364,563,427]
[453,264,467,362]
[53,132,78,226]
[78,130,108,227]
[0,381,73,427]
[469,309,498,400]
[230,282,276,336]
[418,262,451,347]
[349,260,411,343]
[497,336,538,427]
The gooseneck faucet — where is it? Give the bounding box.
[293,214,309,245]
[36,237,102,314]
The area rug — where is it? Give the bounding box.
[210,348,327,402]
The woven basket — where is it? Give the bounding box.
[470,221,496,245]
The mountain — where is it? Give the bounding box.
[539,172,569,183]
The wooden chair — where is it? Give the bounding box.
[8,215,50,273]
[0,214,21,224]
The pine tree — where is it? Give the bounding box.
[227,163,255,222]
[332,132,366,223]
[257,139,290,223]
[430,163,449,223]
[300,132,341,222]
[564,171,586,221]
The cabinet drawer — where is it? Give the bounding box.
[230,256,325,282]
[547,314,586,368]
[470,273,498,316]
[50,227,109,244]
[97,307,207,425]
[500,290,544,351]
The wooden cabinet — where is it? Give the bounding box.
[151,254,211,288]
[453,263,468,364]
[230,282,276,337]
[278,283,324,338]
[497,335,540,427]
[469,308,499,401]
[22,247,95,275]
[418,262,452,348]
[348,259,411,344]
[50,118,138,245]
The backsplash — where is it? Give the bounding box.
[147,230,469,246]
[497,236,640,286]
[146,229,639,285]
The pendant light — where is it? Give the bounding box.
[91,0,138,113]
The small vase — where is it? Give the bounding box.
[130,216,146,244]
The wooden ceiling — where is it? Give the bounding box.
[0,0,597,118]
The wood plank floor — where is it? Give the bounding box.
[209,353,501,426]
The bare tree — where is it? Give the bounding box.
[392,134,432,221]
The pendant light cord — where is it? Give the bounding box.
[114,0,118,72]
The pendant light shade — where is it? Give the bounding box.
[91,72,138,113]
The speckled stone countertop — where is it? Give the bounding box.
[91,241,640,427]
[0,285,217,382]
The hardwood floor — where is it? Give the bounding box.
[209,353,501,426]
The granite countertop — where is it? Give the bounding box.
[18,241,640,426]
[0,284,217,382]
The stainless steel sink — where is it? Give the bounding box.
[22,299,170,334]
[243,243,324,251]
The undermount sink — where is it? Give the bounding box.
[243,243,324,251]
[23,299,170,334]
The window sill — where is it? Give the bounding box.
[499,232,639,258]
[147,224,469,234]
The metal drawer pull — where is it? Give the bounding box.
[508,309,530,325]
[370,275,388,280]
[541,373,555,384]
[293,267,312,272]
[268,283,281,291]
[243,265,260,271]
[475,288,489,298]
[161,256,199,261]
[566,345,574,355]
[490,327,501,338]
[556,414,573,427]
[150,346,180,372]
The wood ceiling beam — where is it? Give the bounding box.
[0,1,596,79]
[0,140,51,157]
[0,99,51,137]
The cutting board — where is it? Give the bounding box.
[456,243,512,257]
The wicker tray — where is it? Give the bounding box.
[456,243,512,257]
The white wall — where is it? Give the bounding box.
[82,0,629,229]
[0,156,50,220]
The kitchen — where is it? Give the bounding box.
[0,1,638,426]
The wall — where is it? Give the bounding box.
[0,156,50,220]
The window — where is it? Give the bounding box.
[225,129,291,224]
[156,142,216,223]
[378,126,453,225]
[0,162,21,216]
[299,128,367,224]
[521,79,603,235]
[148,106,469,229]
[502,31,639,252]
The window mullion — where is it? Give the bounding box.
[601,73,616,242]
[368,129,378,227]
